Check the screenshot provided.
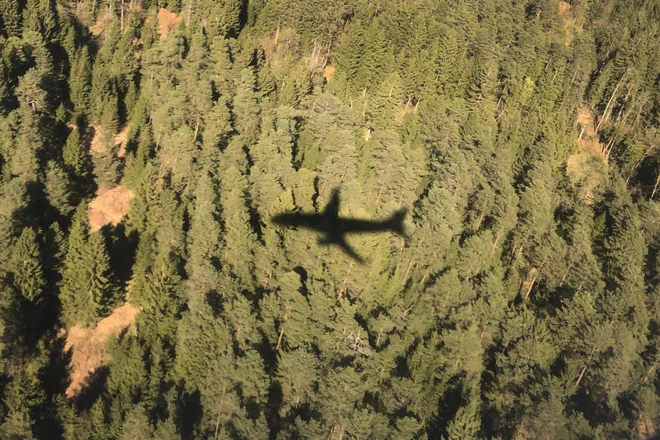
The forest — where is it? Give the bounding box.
[1,0,660,438]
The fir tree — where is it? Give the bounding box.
[9,227,44,304]
[69,47,92,118]
[45,161,74,216]
[62,127,88,177]
[60,204,118,327]
[0,0,22,38]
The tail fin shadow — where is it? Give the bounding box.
[387,208,409,239]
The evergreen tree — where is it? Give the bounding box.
[45,161,74,216]
[0,0,22,38]
[60,204,118,327]
[62,127,88,177]
[69,47,92,118]
[9,227,44,304]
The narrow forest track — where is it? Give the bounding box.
[64,302,140,398]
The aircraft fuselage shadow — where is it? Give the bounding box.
[271,188,408,263]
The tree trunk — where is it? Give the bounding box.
[193,119,200,141]
[652,172,660,200]
[120,0,124,32]
[524,276,536,300]
[275,328,284,350]
[575,365,588,387]
[214,413,221,439]
[402,260,414,286]
[595,68,629,133]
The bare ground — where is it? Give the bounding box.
[567,104,608,204]
[89,124,105,154]
[576,104,605,157]
[158,8,182,38]
[90,123,130,157]
[88,186,134,233]
[64,302,140,398]
[323,65,336,83]
[89,10,113,37]
[115,125,130,157]
[558,1,577,45]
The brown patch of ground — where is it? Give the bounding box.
[567,104,608,204]
[638,412,656,440]
[90,123,129,156]
[115,125,129,157]
[558,1,577,45]
[566,153,608,205]
[89,124,106,154]
[323,65,335,83]
[576,104,604,157]
[158,8,181,38]
[89,10,113,37]
[88,186,134,233]
[64,302,140,398]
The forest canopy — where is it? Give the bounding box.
[1,0,660,438]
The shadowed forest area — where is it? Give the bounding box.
[1,0,660,438]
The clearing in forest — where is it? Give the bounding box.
[88,186,134,233]
[323,64,335,83]
[566,104,608,204]
[558,1,579,45]
[157,8,182,38]
[89,124,105,154]
[89,10,113,36]
[64,302,140,398]
[115,125,129,157]
[576,104,604,157]
[90,124,130,156]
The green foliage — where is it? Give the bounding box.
[62,127,87,177]
[2,1,660,438]
[45,160,74,216]
[59,204,119,327]
[69,47,92,118]
[9,227,44,304]
[0,0,22,38]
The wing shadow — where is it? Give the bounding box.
[272,187,408,264]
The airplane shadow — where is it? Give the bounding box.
[271,188,408,264]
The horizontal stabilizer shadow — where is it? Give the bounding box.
[272,188,408,263]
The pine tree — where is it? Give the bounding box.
[22,0,57,41]
[45,161,74,216]
[220,167,258,287]
[0,370,45,439]
[0,0,22,38]
[232,68,261,144]
[62,127,88,177]
[9,227,44,304]
[69,47,92,118]
[100,91,120,138]
[134,251,182,346]
[60,204,118,327]
[105,335,147,418]
[120,406,153,440]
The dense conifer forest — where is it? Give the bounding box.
[2,0,660,438]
